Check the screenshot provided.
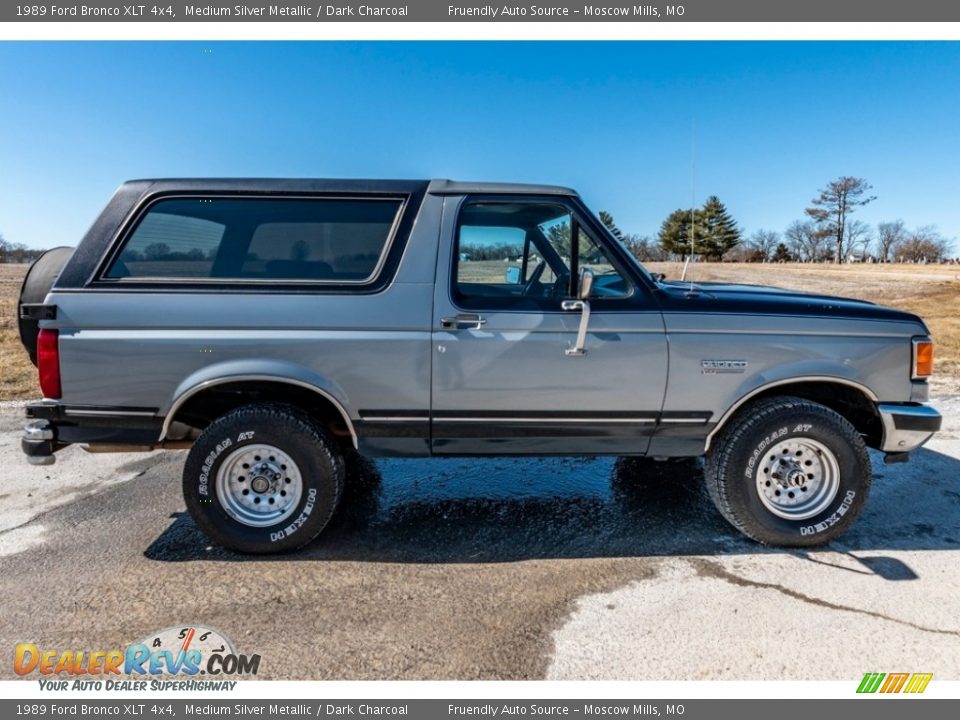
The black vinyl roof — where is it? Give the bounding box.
[119,178,578,197]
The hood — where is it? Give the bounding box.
[655,279,922,324]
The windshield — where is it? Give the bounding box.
[585,212,661,286]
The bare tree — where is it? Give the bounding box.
[622,234,666,262]
[785,220,831,262]
[876,220,907,263]
[805,176,876,263]
[893,226,951,263]
[749,229,780,262]
[845,220,873,261]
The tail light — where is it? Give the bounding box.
[37,329,61,398]
[912,337,934,380]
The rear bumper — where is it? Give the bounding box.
[22,420,57,466]
[877,403,942,453]
[20,402,165,466]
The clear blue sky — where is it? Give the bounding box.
[1,41,958,249]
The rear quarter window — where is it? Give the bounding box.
[105,196,403,283]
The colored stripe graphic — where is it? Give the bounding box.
[904,673,934,694]
[857,673,885,693]
[857,672,932,694]
[880,673,909,693]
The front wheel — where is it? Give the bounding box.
[183,403,344,554]
[705,396,871,546]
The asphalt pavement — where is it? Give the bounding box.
[1,398,958,680]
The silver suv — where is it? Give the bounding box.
[18,179,942,553]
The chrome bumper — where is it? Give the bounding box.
[877,403,942,453]
[22,420,57,466]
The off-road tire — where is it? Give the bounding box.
[183,403,344,554]
[705,396,871,546]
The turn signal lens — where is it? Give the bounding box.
[913,338,934,379]
[37,329,61,398]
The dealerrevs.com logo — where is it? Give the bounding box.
[857,672,933,694]
[14,626,260,691]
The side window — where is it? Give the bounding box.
[454,200,630,308]
[105,197,403,282]
[574,226,632,299]
[109,211,224,278]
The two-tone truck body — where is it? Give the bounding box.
[18,179,941,552]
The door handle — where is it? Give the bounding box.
[440,314,487,330]
[561,299,591,356]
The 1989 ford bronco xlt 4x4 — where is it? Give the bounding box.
[18,179,942,553]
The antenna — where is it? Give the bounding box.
[681,119,696,286]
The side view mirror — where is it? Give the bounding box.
[504,266,521,285]
[577,268,594,300]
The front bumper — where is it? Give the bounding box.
[877,403,942,453]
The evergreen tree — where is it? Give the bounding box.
[771,242,793,262]
[658,208,699,259]
[658,196,742,260]
[697,195,742,260]
[598,211,624,242]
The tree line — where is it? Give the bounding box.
[603,176,956,264]
[0,234,45,264]
[4,176,955,266]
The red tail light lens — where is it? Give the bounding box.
[37,329,61,399]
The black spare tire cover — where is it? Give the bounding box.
[17,246,74,366]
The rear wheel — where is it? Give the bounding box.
[183,403,344,554]
[705,396,871,546]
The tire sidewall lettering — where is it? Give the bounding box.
[270,488,317,543]
[198,438,233,497]
[745,425,793,479]
[800,490,856,536]
[198,430,256,497]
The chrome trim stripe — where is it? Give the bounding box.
[362,415,712,424]
[666,326,909,336]
[360,416,430,423]
[430,417,657,424]
[161,375,357,450]
[64,408,157,418]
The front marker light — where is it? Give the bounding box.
[912,337,934,379]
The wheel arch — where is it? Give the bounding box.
[161,374,357,450]
[705,376,882,453]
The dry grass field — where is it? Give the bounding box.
[0,264,33,399]
[1,261,958,400]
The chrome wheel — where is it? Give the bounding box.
[215,444,303,527]
[755,437,840,521]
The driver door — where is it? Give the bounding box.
[430,195,668,455]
